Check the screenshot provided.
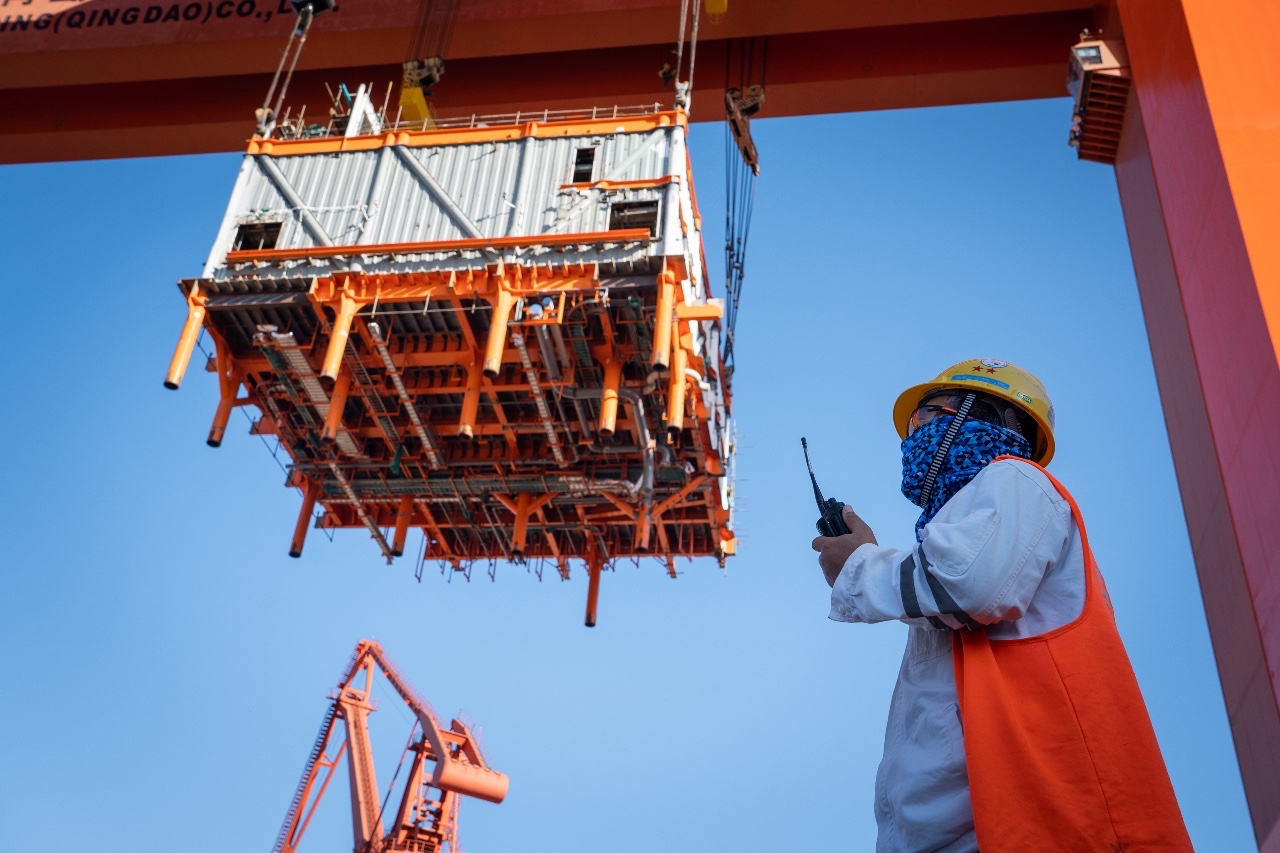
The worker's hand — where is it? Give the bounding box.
[811,505,878,588]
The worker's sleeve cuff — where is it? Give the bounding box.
[828,542,881,623]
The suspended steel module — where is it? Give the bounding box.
[165,88,736,624]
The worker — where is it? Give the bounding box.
[811,359,1193,852]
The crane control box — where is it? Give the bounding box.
[1066,35,1131,164]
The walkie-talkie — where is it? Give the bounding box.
[802,437,852,537]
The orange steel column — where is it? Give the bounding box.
[1114,2,1280,847]
[391,496,414,558]
[666,339,689,436]
[651,269,676,371]
[206,364,243,448]
[584,551,603,628]
[483,285,517,378]
[458,361,483,437]
[598,357,624,437]
[289,478,322,558]
[321,370,352,442]
[321,287,359,384]
[164,290,207,389]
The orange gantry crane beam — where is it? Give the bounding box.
[0,0,1096,162]
[274,640,507,853]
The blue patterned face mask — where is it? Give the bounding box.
[901,415,1033,540]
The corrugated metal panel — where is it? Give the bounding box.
[218,126,678,263]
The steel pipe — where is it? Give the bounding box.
[392,495,413,557]
[650,269,676,371]
[534,325,562,381]
[164,296,206,389]
[666,342,689,436]
[584,555,602,628]
[458,362,482,437]
[321,370,351,441]
[483,287,517,377]
[598,358,624,438]
[206,365,243,447]
[560,386,654,498]
[320,289,359,384]
[289,478,321,558]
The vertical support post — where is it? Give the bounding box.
[164,290,207,389]
[322,370,352,442]
[584,551,603,628]
[483,285,517,377]
[666,337,689,436]
[634,510,653,553]
[1114,2,1280,845]
[321,287,359,385]
[459,361,482,437]
[598,357,624,437]
[651,268,676,371]
[391,495,413,557]
[495,492,553,560]
[207,364,244,448]
[510,493,532,558]
[289,477,321,558]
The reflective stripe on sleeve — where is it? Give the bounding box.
[918,547,982,631]
[900,553,949,630]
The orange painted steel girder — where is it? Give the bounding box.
[272,640,507,853]
[0,0,1097,163]
[1108,1,1280,847]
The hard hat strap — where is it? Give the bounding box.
[918,392,976,508]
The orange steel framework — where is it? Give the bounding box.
[166,107,735,627]
[273,640,508,853]
[9,0,1280,845]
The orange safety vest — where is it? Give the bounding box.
[953,457,1193,852]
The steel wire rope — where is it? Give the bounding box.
[673,0,690,88]
[671,0,701,99]
[718,36,768,375]
[406,0,462,71]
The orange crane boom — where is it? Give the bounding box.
[274,640,507,853]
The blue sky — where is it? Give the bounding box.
[0,96,1255,851]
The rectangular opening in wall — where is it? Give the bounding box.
[608,200,660,235]
[233,221,283,251]
[573,148,596,183]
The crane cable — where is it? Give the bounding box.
[720,37,768,380]
[255,3,320,137]
[671,0,702,108]
[402,0,463,106]
[407,0,461,66]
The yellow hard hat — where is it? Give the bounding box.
[892,359,1056,464]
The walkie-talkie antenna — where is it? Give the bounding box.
[801,437,826,510]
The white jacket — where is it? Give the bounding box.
[829,459,1085,853]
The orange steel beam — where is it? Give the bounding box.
[225,228,653,264]
[1111,2,1280,847]
[0,2,1096,163]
